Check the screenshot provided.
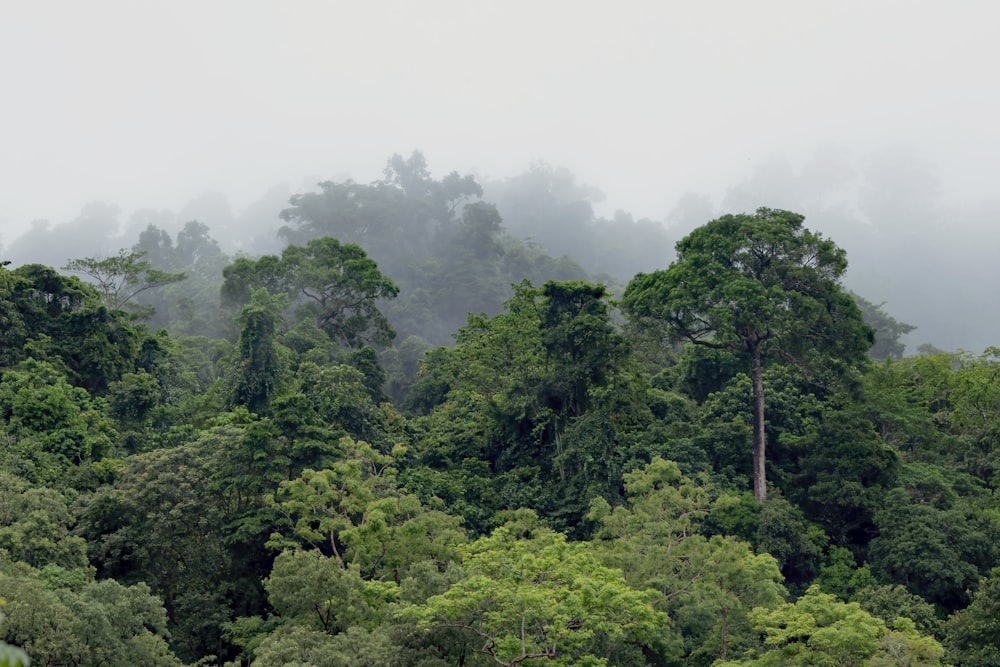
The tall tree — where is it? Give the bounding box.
[227,289,289,415]
[63,249,185,317]
[622,208,872,502]
[282,238,399,347]
[221,238,399,349]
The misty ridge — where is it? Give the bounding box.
[2,146,995,355]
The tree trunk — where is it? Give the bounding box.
[751,342,767,502]
[719,607,729,661]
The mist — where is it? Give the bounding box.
[2,1,999,353]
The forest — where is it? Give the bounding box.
[1,152,999,667]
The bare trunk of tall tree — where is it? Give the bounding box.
[751,343,767,503]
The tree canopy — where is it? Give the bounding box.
[63,249,186,317]
[0,169,992,666]
[221,237,399,348]
[622,208,872,501]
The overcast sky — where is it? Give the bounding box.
[2,0,997,239]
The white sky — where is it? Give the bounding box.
[1,0,998,236]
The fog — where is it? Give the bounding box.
[2,1,999,352]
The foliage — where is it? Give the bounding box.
[0,473,88,570]
[0,359,116,483]
[588,459,786,664]
[221,237,399,348]
[945,567,1000,666]
[226,288,290,415]
[265,550,399,635]
[79,440,233,660]
[0,267,28,368]
[9,264,144,393]
[63,249,186,317]
[852,292,916,360]
[407,279,648,531]
[869,486,1000,612]
[623,207,872,501]
[406,523,672,666]
[716,585,944,666]
[268,437,465,580]
[5,197,1000,666]
[0,557,182,666]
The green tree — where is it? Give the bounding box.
[0,474,89,570]
[268,437,464,580]
[406,280,648,530]
[868,486,999,611]
[588,459,786,665]
[945,567,1000,666]
[788,404,899,549]
[0,359,115,482]
[0,266,28,368]
[264,550,399,636]
[10,264,143,393]
[406,522,672,666]
[716,585,944,666]
[80,441,232,660]
[622,208,872,502]
[853,584,940,638]
[246,624,402,667]
[63,249,185,317]
[282,238,399,347]
[221,238,399,349]
[227,289,289,415]
[0,558,182,667]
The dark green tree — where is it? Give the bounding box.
[0,266,28,367]
[80,438,236,661]
[945,567,1000,666]
[282,238,399,347]
[221,238,398,349]
[9,264,144,393]
[228,289,289,415]
[868,485,999,612]
[622,208,872,502]
[407,280,646,531]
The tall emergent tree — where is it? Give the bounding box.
[221,237,399,349]
[63,249,186,317]
[622,208,871,502]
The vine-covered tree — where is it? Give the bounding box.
[622,208,872,502]
[227,289,289,415]
[221,237,399,349]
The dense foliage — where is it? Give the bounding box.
[1,154,994,666]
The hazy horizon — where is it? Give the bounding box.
[2,1,999,352]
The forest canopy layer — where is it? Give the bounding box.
[0,154,995,666]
